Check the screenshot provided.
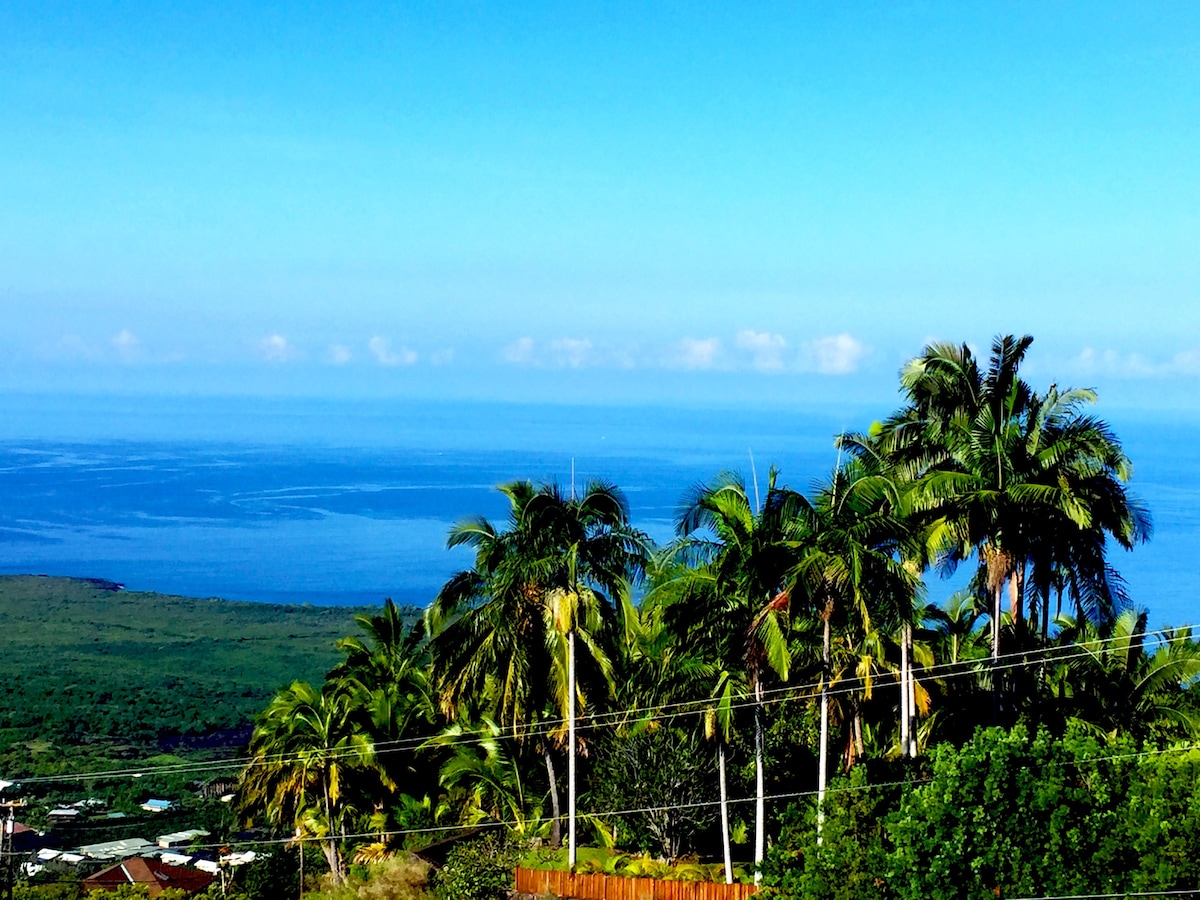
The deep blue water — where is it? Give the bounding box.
[0,395,1195,628]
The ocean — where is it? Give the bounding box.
[0,394,1195,628]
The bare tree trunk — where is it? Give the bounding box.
[907,624,918,758]
[323,776,344,886]
[753,680,765,884]
[817,615,831,845]
[545,749,562,849]
[992,582,1003,726]
[718,744,733,885]
[568,630,577,870]
[899,627,910,758]
[1010,566,1023,624]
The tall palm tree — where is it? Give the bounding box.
[238,680,376,885]
[667,468,808,880]
[790,456,917,834]
[879,335,1149,718]
[328,599,436,810]
[425,479,648,850]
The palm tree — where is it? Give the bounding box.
[879,335,1149,719]
[790,456,917,834]
[667,468,808,880]
[238,680,377,885]
[328,599,436,825]
[424,717,544,837]
[1050,610,1200,740]
[425,479,648,851]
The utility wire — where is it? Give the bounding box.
[8,626,1198,786]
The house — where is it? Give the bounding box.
[78,837,159,862]
[140,799,173,814]
[37,849,88,875]
[83,857,214,897]
[47,808,81,825]
[156,829,209,849]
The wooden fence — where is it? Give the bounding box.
[514,867,759,900]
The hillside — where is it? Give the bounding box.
[0,575,420,777]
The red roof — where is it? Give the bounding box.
[83,857,215,897]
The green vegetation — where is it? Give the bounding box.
[8,335,1200,900]
[764,725,1200,899]
[0,575,415,785]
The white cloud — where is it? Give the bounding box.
[1171,349,1200,375]
[502,337,536,365]
[1064,346,1200,379]
[803,333,868,375]
[549,338,593,369]
[111,329,141,362]
[501,337,595,368]
[260,333,299,362]
[671,337,723,370]
[368,336,417,367]
[430,348,456,366]
[325,344,352,365]
[735,330,787,372]
[1070,347,1160,378]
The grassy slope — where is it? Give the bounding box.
[0,575,418,774]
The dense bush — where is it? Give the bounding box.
[430,833,522,900]
[764,725,1200,900]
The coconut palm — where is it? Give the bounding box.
[1049,610,1200,740]
[666,468,809,880]
[237,680,377,885]
[323,601,438,844]
[878,335,1149,721]
[790,455,917,834]
[425,479,648,849]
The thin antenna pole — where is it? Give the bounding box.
[748,450,761,514]
[571,457,576,501]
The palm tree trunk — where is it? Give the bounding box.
[992,582,1002,725]
[718,743,733,885]
[817,614,831,845]
[899,628,910,758]
[567,629,577,870]
[545,749,562,849]
[907,624,918,757]
[322,775,344,886]
[753,679,765,884]
[1010,565,1023,624]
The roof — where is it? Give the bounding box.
[156,829,210,848]
[142,799,173,810]
[78,838,157,861]
[83,857,214,897]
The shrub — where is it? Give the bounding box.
[430,833,521,900]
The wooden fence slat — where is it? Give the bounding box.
[515,867,758,900]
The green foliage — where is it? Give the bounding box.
[587,725,717,858]
[13,883,84,900]
[0,575,384,764]
[764,725,1200,900]
[429,833,522,900]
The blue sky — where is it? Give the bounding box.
[2,2,1198,410]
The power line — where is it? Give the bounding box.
[8,626,1197,787]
